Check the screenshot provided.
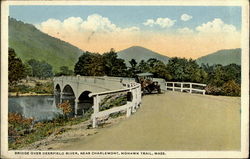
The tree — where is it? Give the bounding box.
[74,52,105,76]
[8,48,27,85]
[223,64,241,84]
[166,57,205,82]
[166,57,187,82]
[138,60,150,73]
[27,59,53,78]
[128,59,139,77]
[146,58,171,80]
[55,66,74,76]
[102,49,128,77]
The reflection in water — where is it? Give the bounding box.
[8,96,62,121]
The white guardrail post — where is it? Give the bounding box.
[189,83,192,93]
[92,95,100,128]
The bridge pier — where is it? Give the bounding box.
[60,92,63,103]
[75,99,78,117]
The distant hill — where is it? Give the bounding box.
[9,18,83,72]
[196,48,241,66]
[117,46,169,66]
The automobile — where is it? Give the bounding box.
[135,72,161,94]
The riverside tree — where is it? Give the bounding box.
[8,48,27,85]
[55,66,74,76]
[27,59,53,79]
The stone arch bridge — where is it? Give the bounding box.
[53,76,135,116]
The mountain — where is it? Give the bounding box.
[196,48,241,66]
[9,18,83,72]
[117,46,169,66]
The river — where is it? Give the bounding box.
[8,96,62,121]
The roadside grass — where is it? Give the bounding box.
[8,113,91,150]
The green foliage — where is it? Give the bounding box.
[202,64,241,87]
[9,84,30,93]
[9,81,53,94]
[147,58,172,80]
[102,49,128,77]
[55,66,74,76]
[31,82,54,94]
[100,94,127,111]
[138,60,150,73]
[8,48,27,85]
[9,17,82,72]
[27,59,53,78]
[128,59,139,77]
[74,52,104,76]
[166,57,206,83]
[74,49,127,76]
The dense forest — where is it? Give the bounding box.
[9,48,241,96]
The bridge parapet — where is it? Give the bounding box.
[89,82,141,128]
[53,76,135,91]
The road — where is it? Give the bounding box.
[58,92,241,150]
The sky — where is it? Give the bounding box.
[9,5,242,59]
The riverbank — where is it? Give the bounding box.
[9,77,53,97]
[8,92,53,97]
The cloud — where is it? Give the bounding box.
[196,18,237,33]
[36,14,141,53]
[38,14,140,35]
[143,17,176,28]
[181,14,192,21]
[177,27,194,34]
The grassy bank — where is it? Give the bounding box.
[9,77,53,96]
[8,112,92,150]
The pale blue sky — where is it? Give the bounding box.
[9,5,241,31]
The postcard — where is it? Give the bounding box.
[1,0,249,158]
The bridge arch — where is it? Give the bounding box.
[62,84,76,117]
[77,91,93,115]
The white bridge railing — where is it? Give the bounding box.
[89,82,141,128]
[166,82,206,95]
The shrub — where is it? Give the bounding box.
[205,85,223,95]
[222,80,241,96]
[57,100,72,116]
[8,113,33,129]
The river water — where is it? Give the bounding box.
[8,96,62,121]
